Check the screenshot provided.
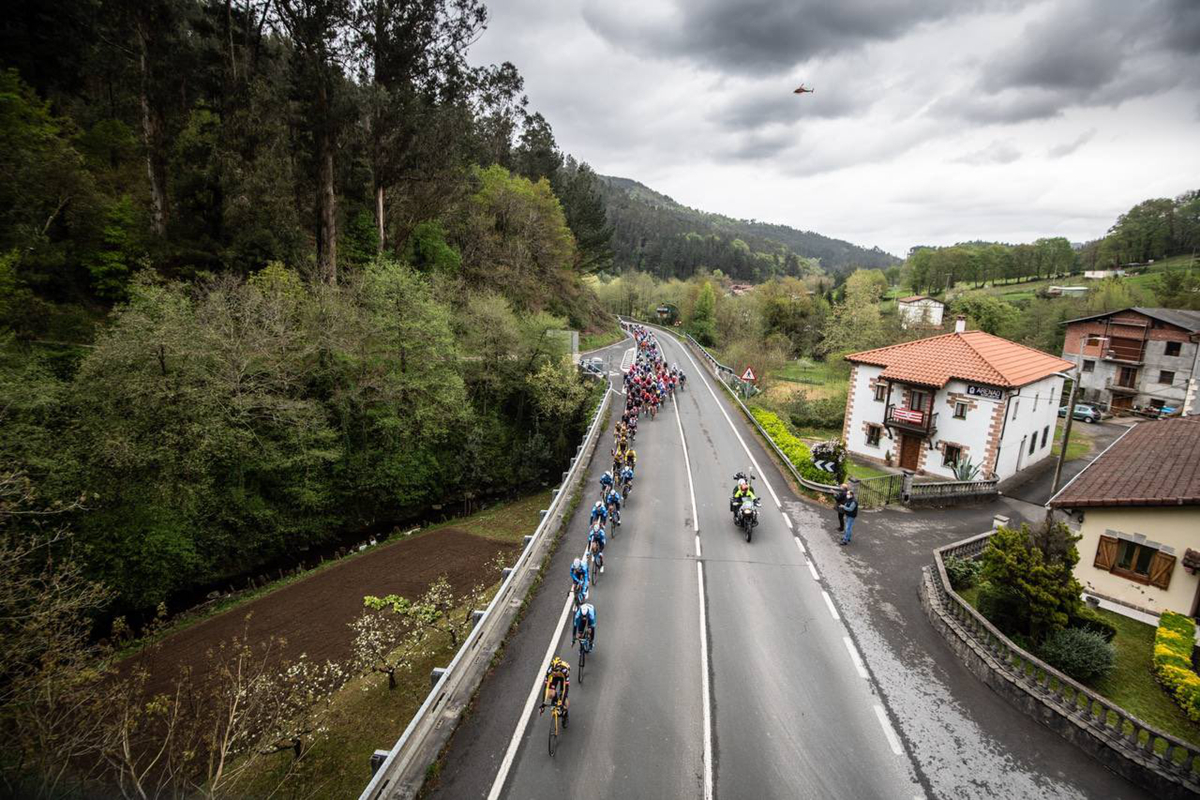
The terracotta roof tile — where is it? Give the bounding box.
[1049,417,1200,508]
[845,330,1073,388]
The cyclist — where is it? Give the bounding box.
[599,470,614,496]
[569,557,589,601]
[611,442,625,476]
[604,486,622,526]
[539,656,572,726]
[620,464,635,494]
[590,500,608,527]
[588,522,607,573]
[572,602,597,653]
[623,446,637,470]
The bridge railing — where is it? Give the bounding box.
[359,380,612,800]
[622,317,840,496]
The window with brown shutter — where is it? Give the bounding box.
[1148,551,1176,590]
[1094,535,1118,570]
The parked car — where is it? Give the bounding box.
[579,356,605,376]
[1058,403,1102,423]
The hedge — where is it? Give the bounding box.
[750,407,834,484]
[1152,610,1200,723]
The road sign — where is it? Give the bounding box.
[740,366,757,382]
[814,459,837,472]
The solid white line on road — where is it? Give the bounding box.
[487,585,576,800]
[672,338,782,509]
[792,536,806,556]
[695,534,702,558]
[782,514,793,530]
[807,559,820,581]
[843,636,868,679]
[874,704,905,756]
[673,392,700,538]
[697,561,714,800]
[821,590,840,621]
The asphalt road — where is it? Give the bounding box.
[431,331,920,799]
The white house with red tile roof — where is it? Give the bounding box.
[842,318,1073,480]
[895,295,945,329]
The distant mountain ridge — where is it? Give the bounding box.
[597,175,899,281]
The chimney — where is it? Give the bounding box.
[955,315,966,333]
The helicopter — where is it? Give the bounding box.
[793,84,814,94]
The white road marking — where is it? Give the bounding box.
[695,534,702,558]
[671,338,782,508]
[874,704,905,756]
[619,347,635,373]
[822,590,840,621]
[697,561,714,800]
[782,514,793,530]
[843,636,868,679]
[793,536,806,556]
[673,392,699,537]
[807,560,820,581]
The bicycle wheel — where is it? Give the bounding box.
[548,709,558,757]
[578,639,586,683]
[589,549,599,585]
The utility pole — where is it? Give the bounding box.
[1051,334,1107,494]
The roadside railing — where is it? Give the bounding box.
[621,317,840,496]
[909,478,998,503]
[924,531,1200,796]
[360,380,612,800]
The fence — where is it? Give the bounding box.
[922,531,1200,797]
[854,473,904,507]
[359,382,612,800]
[908,478,998,504]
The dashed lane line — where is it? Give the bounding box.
[843,636,869,679]
[806,560,820,581]
[697,561,714,800]
[874,704,905,756]
[792,536,806,556]
[782,514,793,530]
[821,590,841,621]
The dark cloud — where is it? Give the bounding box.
[582,0,990,76]
[1047,128,1096,158]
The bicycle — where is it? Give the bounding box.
[571,582,587,611]
[588,538,604,581]
[575,626,594,683]
[542,689,566,756]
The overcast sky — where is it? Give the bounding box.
[469,0,1200,257]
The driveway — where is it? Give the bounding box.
[1000,420,1131,506]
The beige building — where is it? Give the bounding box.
[1048,417,1200,617]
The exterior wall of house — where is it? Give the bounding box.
[897,299,945,328]
[990,374,1063,481]
[1072,506,1200,616]
[1063,315,1198,413]
[844,364,889,461]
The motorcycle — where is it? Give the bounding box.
[735,497,761,542]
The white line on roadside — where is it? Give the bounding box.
[782,514,793,530]
[843,636,868,678]
[821,590,840,621]
[697,561,714,800]
[487,587,575,800]
[695,534,702,558]
[807,559,820,581]
[874,704,904,756]
[671,338,782,508]
[673,393,700,538]
[793,536,806,556]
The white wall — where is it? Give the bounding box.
[921,379,1003,479]
[991,374,1063,481]
[845,364,888,461]
[897,300,944,328]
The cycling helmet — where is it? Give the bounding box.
[572,558,583,571]
[580,603,594,617]
[594,501,603,510]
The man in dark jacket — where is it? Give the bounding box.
[838,491,858,546]
[834,483,849,532]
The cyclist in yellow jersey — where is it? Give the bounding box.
[539,656,571,726]
[624,447,637,469]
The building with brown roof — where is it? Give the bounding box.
[1048,416,1200,617]
[842,318,1072,480]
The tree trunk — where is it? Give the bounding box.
[138,22,169,236]
[316,82,337,283]
[375,183,385,253]
[387,670,396,690]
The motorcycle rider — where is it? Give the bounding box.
[731,475,757,523]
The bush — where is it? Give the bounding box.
[749,407,830,484]
[788,391,846,431]
[944,556,982,591]
[1068,606,1117,643]
[977,580,1028,637]
[1038,627,1116,682]
[1152,611,1200,722]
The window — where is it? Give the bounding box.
[1011,398,1019,419]
[1165,341,1182,357]
[1028,434,1036,455]
[943,444,961,467]
[1082,360,1095,373]
[1150,399,1165,410]
[1093,535,1175,588]
[910,390,928,411]
[873,384,886,402]
[1033,392,1039,411]
[1041,425,1049,449]
[953,401,967,419]
[866,424,882,446]
[1159,370,1175,385]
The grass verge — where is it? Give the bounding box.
[1051,418,1095,463]
[580,322,626,352]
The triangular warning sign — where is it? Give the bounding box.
[740,366,757,382]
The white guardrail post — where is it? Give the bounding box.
[622,316,840,496]
[359,381,613,800]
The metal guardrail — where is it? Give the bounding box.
[621,316,841,496]
[929,532,1200,793]
[360,382,612,800]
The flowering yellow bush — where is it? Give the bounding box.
[1153,611,1200,722]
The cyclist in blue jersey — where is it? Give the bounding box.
[590,500,608,527]
[604,487,622,526]
[599,470,614,498]
[572,602,596,652]
[587,522,607,573]
[569,557,589,601]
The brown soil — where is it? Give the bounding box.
[127,528,520,694]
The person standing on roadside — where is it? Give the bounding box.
[834,483,849,533]
[838,491,858,546]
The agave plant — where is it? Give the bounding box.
[953,457,981,481]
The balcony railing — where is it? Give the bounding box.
[885,404,938,436]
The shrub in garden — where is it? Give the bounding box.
[979,522,1083,641]
[944,555,982,591]
[1038,627,1115,682]
[1152,611,1200,722]
[976,580,1028,636]
[1068,606,1118,643]
[750,407,827,482]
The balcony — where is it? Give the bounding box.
[1105,377,1139,394]
[1101,348,1144,366]
[885,404,938,437]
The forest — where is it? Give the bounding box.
[0,0,615,618]
[596,174,899,282]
